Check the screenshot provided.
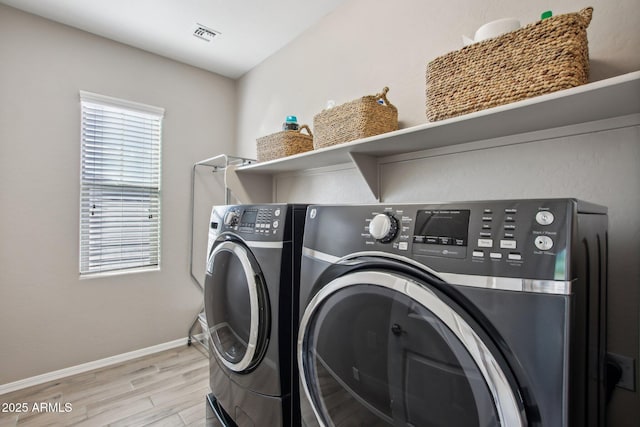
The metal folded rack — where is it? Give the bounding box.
[187,154,255,351]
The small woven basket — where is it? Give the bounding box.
[426,7,593,122]
[313,87,398,149]
[256,125,313,162]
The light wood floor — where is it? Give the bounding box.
[0,344,209,427]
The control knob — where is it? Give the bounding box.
[369,213,399,243]
[224,210,240,227]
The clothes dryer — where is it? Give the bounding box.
[298,199,609,427]
[204,204,306,426]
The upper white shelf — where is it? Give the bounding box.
[237,71,640,175]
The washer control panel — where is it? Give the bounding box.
[358,200,578,280]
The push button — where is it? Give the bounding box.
[490,252,502,259]
[477,239,493,248]
[536,211,554,226]
[472,250,484,258]
[534,235,554,251]
[500,240,517,249]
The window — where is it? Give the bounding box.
[79,91,163,275]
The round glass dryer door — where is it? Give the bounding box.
[298,270,526,427]
[205,240,269,373]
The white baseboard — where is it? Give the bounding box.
[0,334,207,396]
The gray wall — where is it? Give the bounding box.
[236,0,640,424]
[0,5,234,384]
[236,0,640,157]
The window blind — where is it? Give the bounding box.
[80,91,163,275]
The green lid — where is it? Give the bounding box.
[285,115,298,123]
[541,10,552,20]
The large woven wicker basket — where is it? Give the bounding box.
[313,87,398,149]
[256,125,313,162]
[426,7,593,122]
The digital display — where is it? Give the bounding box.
[413,210,470,246]
[240,209,257,225]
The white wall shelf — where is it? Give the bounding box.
[228,71,640,202]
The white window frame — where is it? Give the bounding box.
[79,91,164,277]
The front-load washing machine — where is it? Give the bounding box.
[204,204,306,426]
[298,199,608,427]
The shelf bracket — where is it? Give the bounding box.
[348,152,380,201]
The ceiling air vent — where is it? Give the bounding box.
[193,24,220,42]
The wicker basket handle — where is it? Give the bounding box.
[373,87,396,110]
[299,124,313,137]
[578,7,593,26]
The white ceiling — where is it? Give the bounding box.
[0,0,348,78]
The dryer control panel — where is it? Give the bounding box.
[305,199,605,281]
[209,204,294,247]
[222,206,281,235]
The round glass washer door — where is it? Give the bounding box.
[205,240,270,373]
[298,270,526,427]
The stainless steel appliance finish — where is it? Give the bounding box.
[298,199,608,427]
[205,204,306,426]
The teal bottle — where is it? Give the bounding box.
[283,115,299,131]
